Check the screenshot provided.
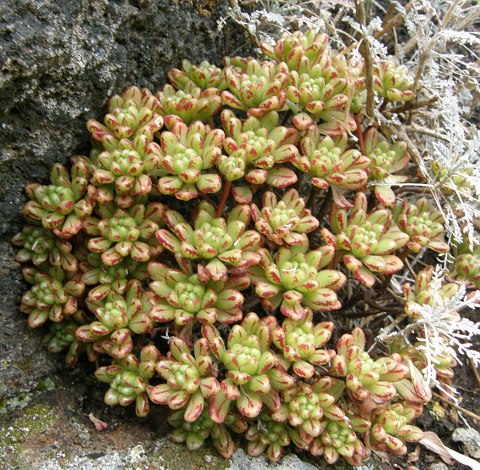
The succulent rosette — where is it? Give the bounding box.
[23,156,95,239]
[328,328,408,402]
[76,281,153,358]
[95,345,161,417]
[391,338,454,396]
[87,86,164,146]
[309,419,368,465]
[245,412,291,462]
[454,244,480,288]
[431,159,475,195]
[272,312,335,379]
[218,110,299,199]
[286,66,353,130]
[394,198,449,253]
[42,310,90,366]
[294,121,370,207]
[20,267,85,328]
[364,128,410,206]
[271,378,345,437]
[203,313,291,423]
[81,255,130,302]
[154,116,224,200]
[373,60,415,102]
[148,338,220,422]
[248,241,346,320]
[155,201,261,282]
[369,402,423,455]
[148,262,247,325]
[84,202,165,266]
[251,189,319,246]
[322,192,409,287]
[168,408,247,458]
[404,266,462,321]
[90,135,161,205]
[156,83,222,124]
[168,59,227,91]
[12,225,79,272]
[260,30,330,74]
[221,59,289,117]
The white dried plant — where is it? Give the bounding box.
[378,266,480,396]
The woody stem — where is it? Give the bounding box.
[216,179,232,218]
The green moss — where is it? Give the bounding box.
[36,377,55,392]
[0,393,32,414]
[151,439,228,470]
[0,404,58,465]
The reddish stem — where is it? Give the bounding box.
[354,114,366,155]
[216,179,232,218]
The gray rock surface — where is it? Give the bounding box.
[428,464,449,470]
[452,427,480,459]
[227,449,380,470]
[0,0,249,399]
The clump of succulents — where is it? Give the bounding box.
[12,28,479,467]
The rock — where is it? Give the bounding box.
[428,463,449,470]
[227,448,383,470]
[452,427,480,459]
[228,449,318,470]
[0,0,250,399]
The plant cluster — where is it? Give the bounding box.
[13,26,480,467]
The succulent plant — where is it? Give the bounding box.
[309,419,368,465]
[14,28,468,468]
[260,30,330,74]
[148,338,220,422]
[42,310,89,366]
[272,312,335,379]
[369,402,423,455]
[12,225,79,272]
[394,198,449,253]
[248,242,345,320]
[156,83,222,124]
[148,262,247,325]
[217,109,299,196]
[271,378,345,436]
[81,255,130,302]
[168,408,247,458]
[373,60,415,102]
[23,157,95,239]
[154,116,224,200]
[87,86,164,145]
[84,202,165,266]
[95,345,161,416]
[245,412,291,462]
[294,121,370,207]
[202,313,285,422]
[404,266,462,321]
[390,338,454,396]
[431,159,475,196]
[20,267,85,328]
[329,328,408,402]
[322,192,409,287]
[90,135,161,205]
[168,59,227,91]
[251,189,319,246]
[76,280,153,358]
[454,244,480,288]
[364,128,410,206]
[156,201,261,282]
[222,59,289,117]
[286,66,352,130]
